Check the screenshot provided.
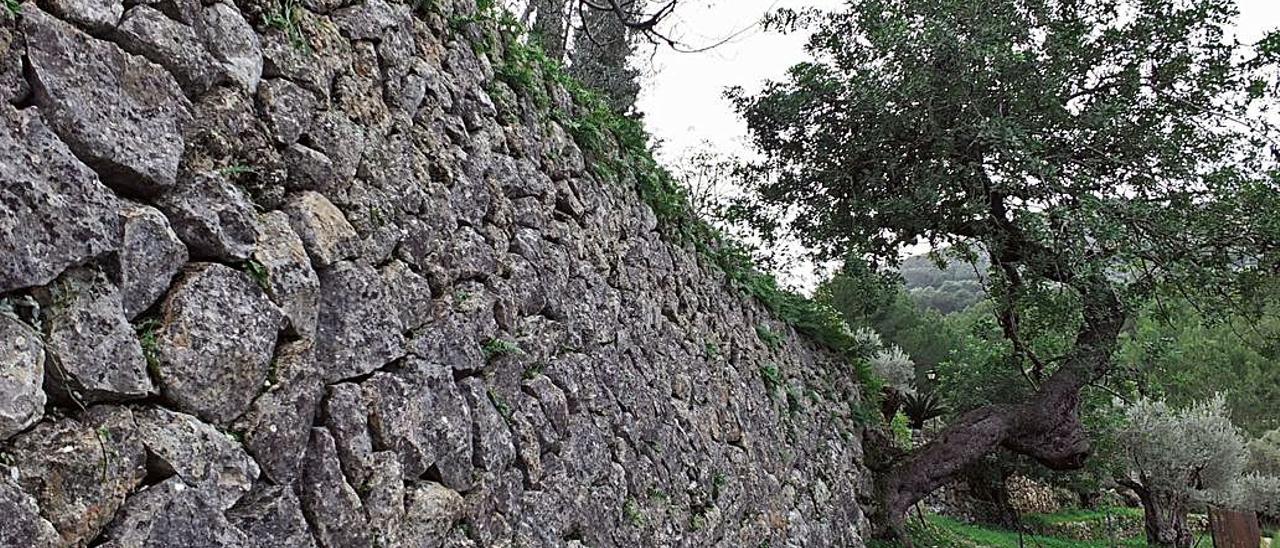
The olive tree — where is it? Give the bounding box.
[728,0,1280,540]
[1118,395,1247,546]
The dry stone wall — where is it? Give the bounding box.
[0,0,873,545]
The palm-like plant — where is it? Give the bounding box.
[900,391,948,430]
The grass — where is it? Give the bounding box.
[871,511,1215,548]
[481,338,523,359]
[264,0,308,50]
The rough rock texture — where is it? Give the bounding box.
[118,202,190,318]
[0,104,122,294]
[0,316,45,441]
[154,263,283,424]
[40,268,154,403]
[0,0,872,545]
[23,7,189,196]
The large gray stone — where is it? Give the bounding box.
[133,407,259,510]
[155,263,284,424]
[114,5,221,95]
[362,362,473,490]
[7,406,147,546]
[253,211,320,337]
[300,427,372,548]
[235,339,322,484]
[42,268,154,403]
[101,477,250,548]
[23,7,189,196]
[0,475,60,548]
[396,482,465,547]
[156,171,258,262]
[0,316,45,441]
[258,77,316,145]
[226,484,317,548]
[460,377,515,473]
[315,261,405,381]
[0,104,122,294]
[200,2,262,92]
[322,382,376,487]
[119,202,189,319]
[331,0,408,41]
[36,0,123,33]
[283,191,360,268]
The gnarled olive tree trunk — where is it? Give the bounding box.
[871,276,1125,543]
[1119,479,1195,548]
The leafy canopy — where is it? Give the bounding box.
[731,0,1280,305]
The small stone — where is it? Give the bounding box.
[0,316,45,441]
[8,406,147,546]
[315,261,405,381]
[114,5,221,95]
[235,339,322,484]
[0,103,122,294]
[24,7,189,196]
[226,484,317,548]
[0,475,60,548]
[36,0,123,33]
[363,362,473,490]
[362,451,406,545]
[157,171,257,262]
[102,477,250,547]
[253,211,320,337]
[380,260,434,330]
[200,2,262,93]
[118,202,189,319]
[396,482,465,546]
[42,268,153,403]
[460,377,516,472]
[323,382,376,487]
[300,428,372,547]
[307,111,366,183]
[283,191,360,267]
[133,407,259,509]
[154,263,284,424]
[284,142,337,192]
[258,78,316,145]
[331,0,408,41]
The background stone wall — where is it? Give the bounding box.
[0,0,872,545]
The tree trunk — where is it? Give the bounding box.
[872,276,1124,543]
[1125,482,1194,548]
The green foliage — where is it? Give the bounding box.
[758,363,784,396]
[702,341,721,359]
[135,319,162,375]
[4,0,20,16]
[481,338,523,360]
[623,498,642,526]
[264,0,307,50]
[899,391,947,430]
[472,1,888,399]
[889,411,912,450]
[1117,292,1280,435]
[218,164,257,177]
[241,259,269,291]
[878,513,1158,548]
[755,323,783,350]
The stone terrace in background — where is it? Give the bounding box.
[0,0,872,545]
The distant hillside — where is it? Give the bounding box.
[896,253,989,314]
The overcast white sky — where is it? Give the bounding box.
[638,0,1280,161]
[629,0,1280,290]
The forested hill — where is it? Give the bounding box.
[896,253,989,314]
